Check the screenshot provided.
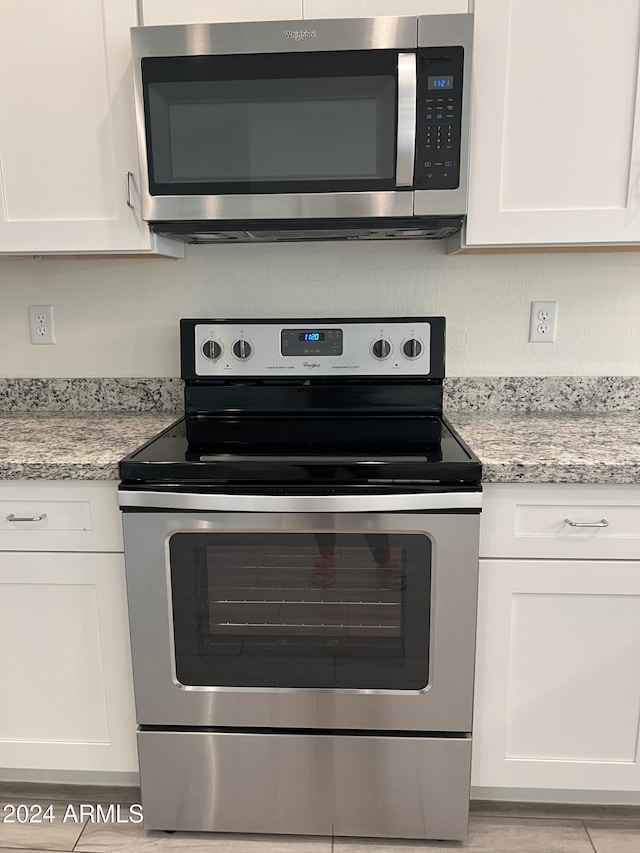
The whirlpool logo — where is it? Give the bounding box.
[303,361,321,369]
[284,28,317,40]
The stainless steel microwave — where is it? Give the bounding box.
[130,15,473,243]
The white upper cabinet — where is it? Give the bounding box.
[0,0,182,256]
[303,1,468,17]
[466,0,640,246]
[141,0,466,26]
[141,1,303,26]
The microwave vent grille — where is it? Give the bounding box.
[150,218,464,244]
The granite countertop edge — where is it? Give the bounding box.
[479,462,640,485]
[0,462,121,481]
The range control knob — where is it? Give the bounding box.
[403,338,423,359]
[202,339,222,360]
[232,339,253,360]
[371,339,392,359]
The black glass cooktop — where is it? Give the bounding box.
[119,414,481,487]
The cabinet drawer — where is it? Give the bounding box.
[0,481,122,552]
[481,484,640,560]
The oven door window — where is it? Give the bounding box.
[169,532,431,690]
[142,51,398,196]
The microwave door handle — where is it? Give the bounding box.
[396,53,417,187]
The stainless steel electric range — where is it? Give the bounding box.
[118,317,482,842]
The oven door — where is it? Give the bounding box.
[131,18,417,222]
[121,492,480,733]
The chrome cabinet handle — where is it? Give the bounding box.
[564,518,609,528]
[7,513,47,522]
[125,171,134,208]
[396,53,417,187]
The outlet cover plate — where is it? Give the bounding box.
[28,304,55,345]
[529,301,558,343]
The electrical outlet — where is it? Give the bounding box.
[28,305,55,345]
[529,301,558,343]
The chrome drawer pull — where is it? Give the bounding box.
[6,513,48,522]
[125,171,134,208]
[564,518,609,528]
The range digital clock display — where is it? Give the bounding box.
[281,328,343,356]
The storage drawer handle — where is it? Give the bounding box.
[564,517,609,528]
[125,171,134,208]
[6,513,48,523]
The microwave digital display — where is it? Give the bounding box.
[428,76,454,90]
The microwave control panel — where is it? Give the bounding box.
[414,46,465,191]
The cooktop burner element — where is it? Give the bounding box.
[119,317,481,489]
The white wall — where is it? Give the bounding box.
[0,241,639,377]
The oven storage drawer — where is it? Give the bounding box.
[138,730,472,840]
[480,484,640,560]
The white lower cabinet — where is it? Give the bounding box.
[473,484,640,795]
[0,482,137,775]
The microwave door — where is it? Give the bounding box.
[136,44,417,222]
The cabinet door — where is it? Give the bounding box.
[472,559,640,792]
[0,552,137,774]
[141,1,303,26]
[0,0,181,255]
[467,0,640,246]
[304,1,467,17]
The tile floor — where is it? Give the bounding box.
[0,787,638,853]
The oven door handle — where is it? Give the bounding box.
[396,52,417,188]
[118,490,481,513]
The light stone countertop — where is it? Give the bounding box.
[0,410,639,484]
[0,412,177,480]
[452,411,640,484]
